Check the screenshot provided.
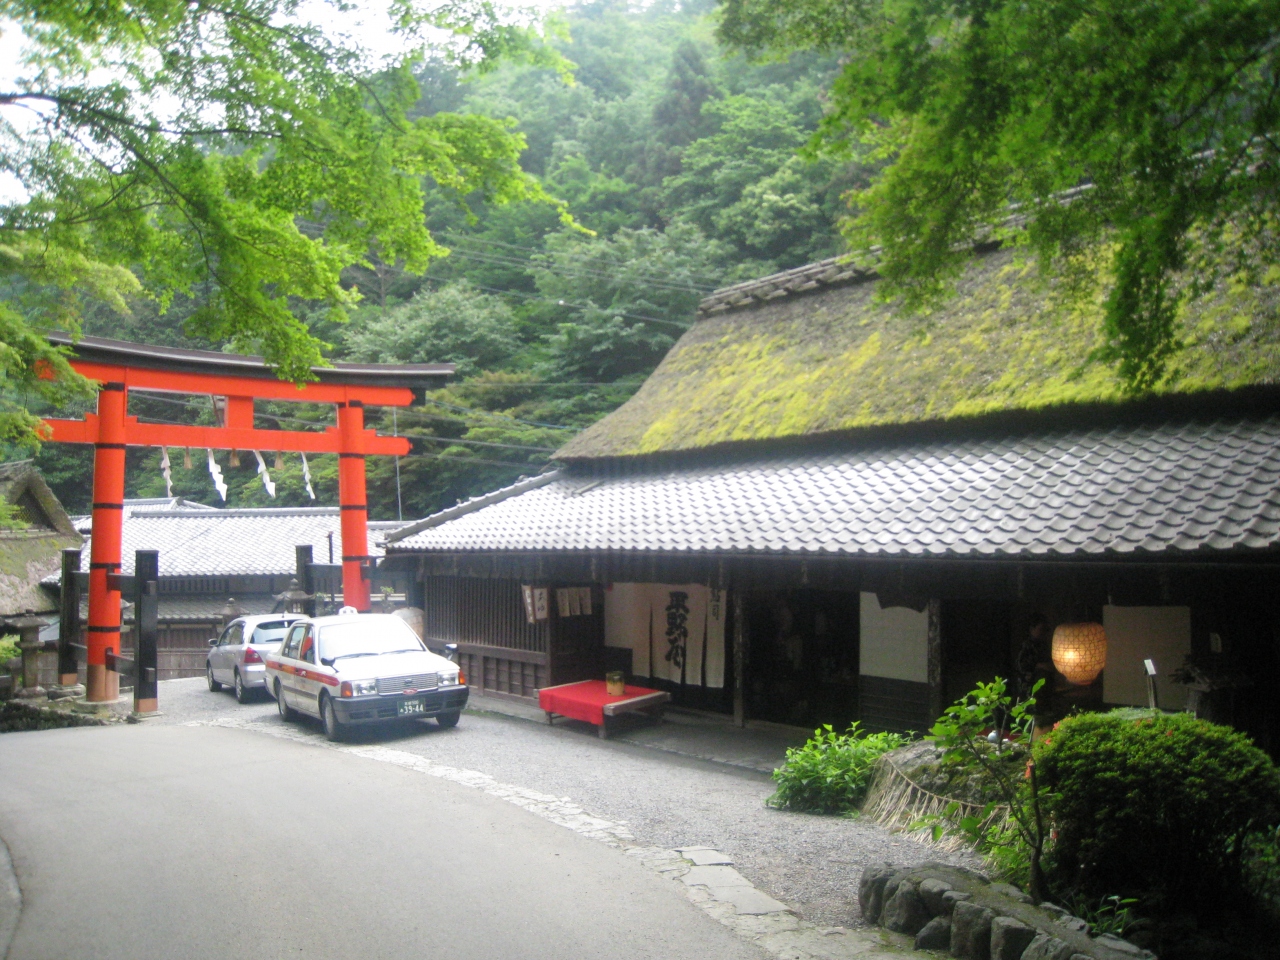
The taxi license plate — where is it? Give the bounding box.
[398,699,425,716]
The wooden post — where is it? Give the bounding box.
[927,598,944,723]
[87,382,126,702]
[133,550,159,715]
[733,591,747,728]
[57,547,82,688]
[295,544,316,616]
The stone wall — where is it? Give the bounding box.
[859,863,1156,960]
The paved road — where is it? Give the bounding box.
[151,677,961,927]
[0,723,767,960]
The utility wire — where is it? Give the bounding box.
[444,247,713,297]
[439,231,727,287]
[420,272,692,331]
[131,391,572,447]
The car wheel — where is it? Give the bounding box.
[435,710,461,729]
[276,681,294,721]
[207,664,222,692]
[320,694,344,742]
[234,670,251,704]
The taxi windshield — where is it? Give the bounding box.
[318,618,424,661]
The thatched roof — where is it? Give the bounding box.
[0,461,81,616]
[556,248,1280,461]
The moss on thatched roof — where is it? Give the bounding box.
[556,248,1280,460]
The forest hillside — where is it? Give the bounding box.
[31,0,864,520]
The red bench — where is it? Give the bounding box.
[538,680,671,739]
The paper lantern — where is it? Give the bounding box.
[1052,622,1107,685]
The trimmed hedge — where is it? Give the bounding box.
[1036,711,1280,915]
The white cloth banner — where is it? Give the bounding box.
[252,450,277,498]
[159,447,173,498]
[301,452,315,499]
[206,449,227,501]
[604,583,726,688]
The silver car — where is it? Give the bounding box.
[207,614,304,703]
[265,613,468,741]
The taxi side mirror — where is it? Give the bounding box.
[208,639,217,647]
[444,643,458,663]
[320,657,335,667]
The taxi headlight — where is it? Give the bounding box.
[439,671,459,687]
[350,679,377,697]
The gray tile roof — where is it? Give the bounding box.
[53,508,401,579]
[385,417,1280,559]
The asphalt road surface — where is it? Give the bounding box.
[0,723,768,960]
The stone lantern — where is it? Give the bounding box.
[220,597,246,628]
[5,609,52,700]
[274,579,314,616]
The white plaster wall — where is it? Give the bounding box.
[1101,605,1191,710]
[859,591,929,683]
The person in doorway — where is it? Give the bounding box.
[1015,614,1051,703]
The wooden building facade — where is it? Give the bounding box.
[381,249,1280,751]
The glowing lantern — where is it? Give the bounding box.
[1052,622,1107,685]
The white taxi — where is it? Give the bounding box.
[265,612,468,741]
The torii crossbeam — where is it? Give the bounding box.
[41,334,452,703]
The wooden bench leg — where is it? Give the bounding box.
[598,719,609,739]
[545,711,555,725]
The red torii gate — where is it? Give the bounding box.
[41,334,452,704]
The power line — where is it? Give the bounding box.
[420,272,692,331]
[440,231,726,289]
[445,247,713,297]
[126,379,584,435]
[402,451,542,469]
[415,435,554,453]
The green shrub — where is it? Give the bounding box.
[768,723,907,813]
[0,635,18,667]
[1244,827,1280,924]
[1035,710,1280,916]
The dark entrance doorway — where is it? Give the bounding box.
[745,589,860,728]
[941,599,1013,705]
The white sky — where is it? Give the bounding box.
[0,0,567,202]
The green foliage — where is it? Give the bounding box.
[717,0,1280,389]
[0,0,564,449]
[1035,710,1280,916]
[1073,896,1141,938]
[1244,827,1280,925]
[0,496,26,531]
[343,281,522,377]
[767,722,906,813]
[0,636,19,666]
[928,677,1051,901]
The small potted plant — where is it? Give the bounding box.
[605,671,626,696]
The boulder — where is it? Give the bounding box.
[914,915,951,951]
[1036,904,1071,922]
[989,883,1033,905]
[883,880,930,936]
[1021,934,1074,960]
[940,889,972,914]
[989,916,1036,960]
[1091,934,1156,959]
[858,863,896,925]
[951,901,995,960]
[918,877,954,915]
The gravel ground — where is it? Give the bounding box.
[156,677,972,927]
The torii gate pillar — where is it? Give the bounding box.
[336,401,371,613]
[86,382,127,702]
